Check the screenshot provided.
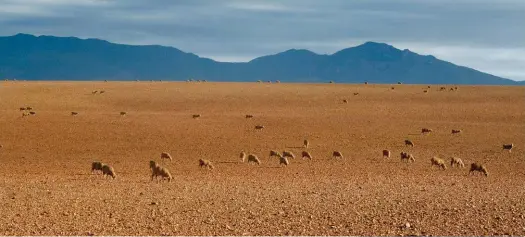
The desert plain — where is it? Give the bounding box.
[0,81,524,236]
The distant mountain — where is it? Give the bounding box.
[0,33,521,85]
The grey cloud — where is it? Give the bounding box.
[0,0,524,80]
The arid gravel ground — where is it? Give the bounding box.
[0,81,524,236]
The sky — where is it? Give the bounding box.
[0,0,524,81]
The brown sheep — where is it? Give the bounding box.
[423,90,428,93]
[245,114,253,119]
[199,159,214,169]
[255,125,264,130]
[160,152,173,160]
[302,151,312,159]
[450,157,465,168]
[405,140,414,147]
[391,87,395,90]
[29,111,36,115]
[99,90,105,94]
[469,163,488,176]
[101,164,116,179]
[382,149,391,158]
[282,151,295,159]
[91,161,104,174]
[421,128,433,134]
[120,111,127,116]
[400,152,415,162]
[333,151,343,159]
[279,156,289,166]
[304,139,309,148]
[430,157,446,170]
[19,107,26,111]
[343,99,348,103]
[26,106,33,110]
[354,92,359,96]
[192,114,201,119]
[502,143,514,152]
[150,161,172,182]
[451,129,462,134]
[71,112,78,116]
[240,151,246,162]
[269,150,281,158]
[92,90,98,94]
[247,154,261,165]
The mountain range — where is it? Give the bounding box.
[0,33,522,85]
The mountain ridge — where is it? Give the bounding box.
[0,33,522,85]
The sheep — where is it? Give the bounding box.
[400,152,415,162]
[440,87,446,91]
[245,114,253,119]
[421,128,433,134]
[364,82,368,85]
[104,80,108,82]
[450,157,465,168]
[343,99,348,103]
[427,86,431,89]
[275,80,280,83]
[203,80,208,82]
[199,159,214,169]
[255,125,264,130]
[71,112,78,116]
[240,151,246,162]
[192,114,201,119]
[92,90,98,94]
[29,111,36,115]
[279,156,289,166]
[257,80,262,83]
[91,161,104,174]
[247,154,261,165]
[451,129,462,134]
[430,157,446,170]
[423,90,428,93]
[502,143,514,152]
[333,151,343,159]
[382,149,391,158]
[22,112,29,117]
[267,80,272,83]
[391,87,395,90]
[120,112,127,116]
[149,161,172,182]
[160,152,173,161]
[302,151,312,159]
[26,107,33,110]
[101,164,116,179]
[269,150,281,158]
[354,93,359,96]
[397,82,402,84]
[329,80,334,84]
[405,139,414,147]
[99,90,105,94]
[450,88,455,91]
[469,163,488,176]
[282,150,295,159]
[304,139,309,148]
[19,107,26,111]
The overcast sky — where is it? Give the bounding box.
[1,0,524,80]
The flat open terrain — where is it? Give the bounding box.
[0,81,524,236]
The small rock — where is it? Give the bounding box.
[405,222,411,229]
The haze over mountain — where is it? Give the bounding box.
[0,34,521,85]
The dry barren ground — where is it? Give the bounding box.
[0,81,524,236]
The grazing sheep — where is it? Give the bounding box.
[450,157,465,168]
[247,154,261,165]
[440,87,446,91]
[71,112,78,116]
[302,151,313,159]
[29,111,36,115]
[427,86,431,88]
[304,139,309,148]
[91,161,104,174]
[423,90,428,93]
[364,82,368,85]
[329,80,334,84]
[104,80,108,82]
[382,149,391,158]
[421,128,433,134]
[279,156,289,166]
[120,112,127,116]
[26,107,33,110]
[502,143,514,152]
[282,151,296,159]
[99,90,105,94]
[450,88,455,91]
[101,164,116,179]
[19,107,26,111]
[397,82,402,84]
[149,161,172,182]
[430,157,447,170]
[267,80,272,83]
[255,125,264,130]
[240,151,246,162]
[391,87,395,90]
[257,80,262,83]
[269,150,281,158]
[405,140,414,147]
[333,151,343,159]
[275,80,280,83]
[245,114,253,119]
[199,159,214,169]
[160,152,173,160]
[92,90,98,94]
[400,152,415,162]
[451,129,462,134]
[354,93,359,96]
[343,99,348,103]
[469,163,488,176]
[192,114,201,119]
